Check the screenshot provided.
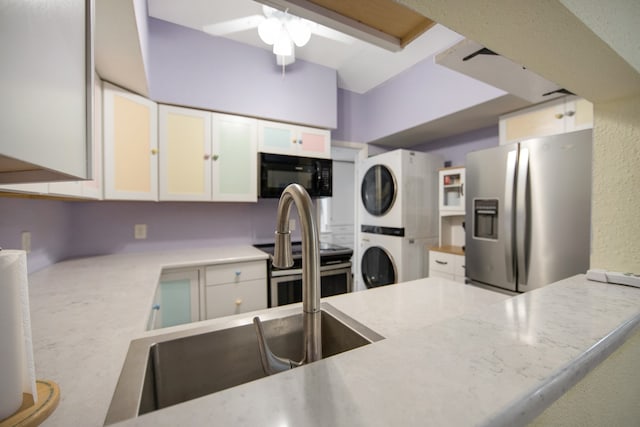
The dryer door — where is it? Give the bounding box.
[361,246,397,288]
[361,165,397,216]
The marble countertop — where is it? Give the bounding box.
[26,247,640,426]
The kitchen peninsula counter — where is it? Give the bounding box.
[26,249,640,426]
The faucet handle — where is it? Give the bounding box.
[253,316,301,376]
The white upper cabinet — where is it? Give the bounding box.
[499,96,593,145]
[49,75,105,200]
[439,167,465,215]
[103,82,158,201]
[158,107,258,202]
[258,120,330,159]
[0,0,93,184]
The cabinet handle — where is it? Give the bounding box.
[235,298,242,305]
[435,260,448,265]
[204,154,211,160]
[554,113,564,119]
[212,154,219,161]
[461,183,464,196]
[292,139,297,144]
[565,110,575,117]
[151,149,158,155]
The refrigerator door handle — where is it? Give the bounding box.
[516,148,529,287]
[504,150,518,284]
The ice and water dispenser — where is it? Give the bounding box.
[473,199,498,240]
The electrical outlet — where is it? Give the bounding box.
[21,231,31,253]
[289,219,296,231]
[134,224,147,240]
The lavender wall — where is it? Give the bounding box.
[413,125,499,166]
[147,18,337,129]
[333,88,368,142]
[64,199,303,259]
[0,198,71,273]
[333,59,505,143]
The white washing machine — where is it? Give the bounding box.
[359,149,441,239]
[358,232,436,290]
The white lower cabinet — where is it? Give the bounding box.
[150,268,201,330]
[429,250,466,284]
[149,259,267,329]
[204,260,267,319]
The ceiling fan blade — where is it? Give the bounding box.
[311,24,355,44]
[202,15,265,36]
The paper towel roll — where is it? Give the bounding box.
[0,250,37,419]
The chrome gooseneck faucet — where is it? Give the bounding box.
[254,183,322,375]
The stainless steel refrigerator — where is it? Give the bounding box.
[465,129,592,293]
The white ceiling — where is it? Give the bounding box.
[147,0,464,94]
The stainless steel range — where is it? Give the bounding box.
[254,242,353,307]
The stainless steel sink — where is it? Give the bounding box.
[105,303,383,425]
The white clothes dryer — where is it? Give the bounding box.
[358,232,434,290]
[359,149,441,239]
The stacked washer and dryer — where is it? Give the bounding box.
[358,149,442,290]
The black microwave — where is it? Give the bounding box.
[259,153,332,198]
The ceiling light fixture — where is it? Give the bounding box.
[258,6,311,67]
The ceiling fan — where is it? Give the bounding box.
[202,5,354,65]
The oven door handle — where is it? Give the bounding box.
[271,262,352,277]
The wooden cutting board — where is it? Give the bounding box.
[0,380,59,427]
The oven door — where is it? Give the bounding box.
[270,263,352,307]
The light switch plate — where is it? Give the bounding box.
[134,224,147,240]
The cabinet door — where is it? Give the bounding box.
[211,113,258,202]
[47,77,104,199]
[297,126,331,159]
[0,0,91,183]
[499,98,565,145]
[103,82,158,201]
[205,279,267,319]
[453,254,466,283]
[257,120,298,156]
[439,167,465,214]
[159,105,212,201]
[81,75,104,200]
[565,97,593,132]
[156,268,201,328]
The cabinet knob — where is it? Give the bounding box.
[292,139,297,144]
[235,299,242,305]
[235,271,241,276]
[565,110,575,117]
[554,113,564,119]
[212,154,219,161]
[204,154,211,160]
[151,149,158,155]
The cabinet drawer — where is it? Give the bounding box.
[454,255,466,278]
[429,251,455,274]
[205,279,267,319]
[205,260,266,286]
